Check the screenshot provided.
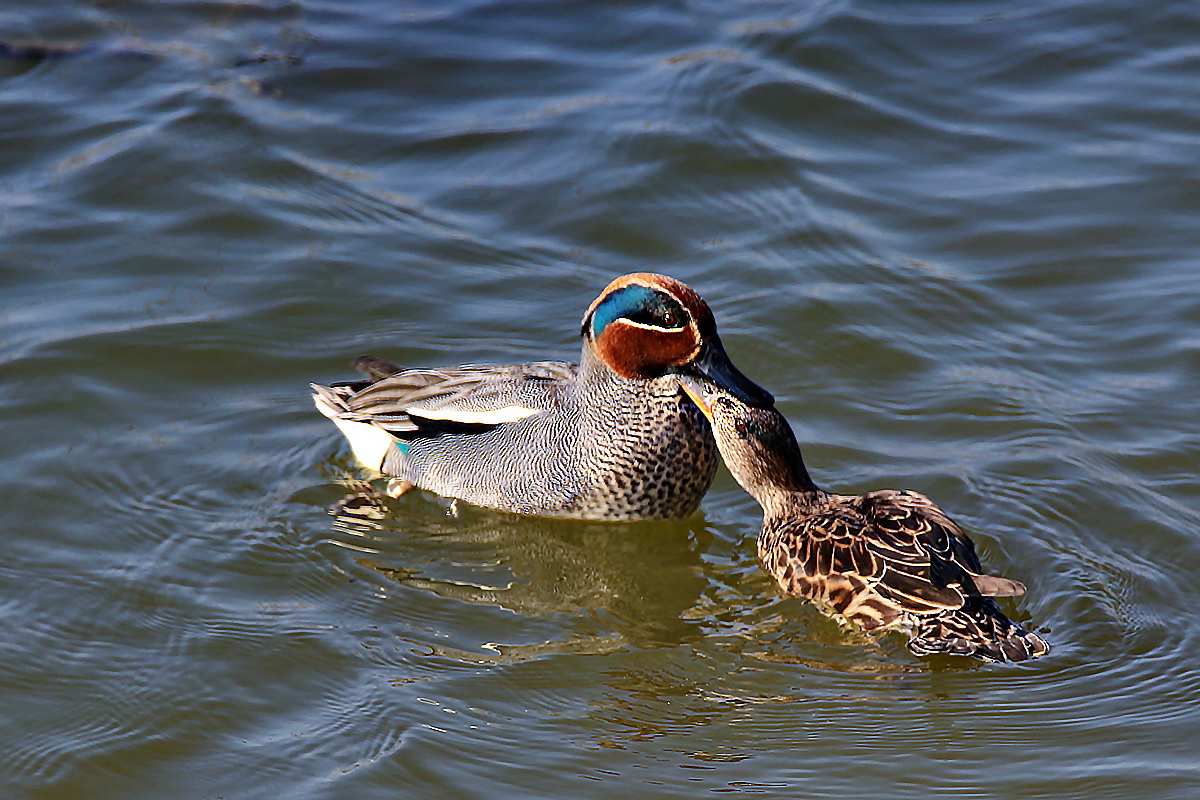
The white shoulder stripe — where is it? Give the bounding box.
[620,320,687,333]
[406,405,544,425]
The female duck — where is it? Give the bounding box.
[679,375,1049,663]
[312,273,773,520]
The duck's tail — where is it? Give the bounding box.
[907,597,1049,663]
[352,355,405,381]
[311,383,396,472]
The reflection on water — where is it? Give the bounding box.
[326,483,713,657]
[323,477,1024,679]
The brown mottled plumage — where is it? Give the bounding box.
[679,376,1049,663]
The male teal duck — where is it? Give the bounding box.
[678,375,1049,663]
[312,273,773,521]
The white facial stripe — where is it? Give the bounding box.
[406,405,543,425]
[618,320,689,334]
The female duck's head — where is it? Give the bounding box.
[676,373,817,498]
[582,273,774,407]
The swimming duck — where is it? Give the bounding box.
[312,273,774,520]
[678,375,1049,663]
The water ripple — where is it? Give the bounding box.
[3,0,1200,796]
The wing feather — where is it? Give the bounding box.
[762,489,1025,630]
[315,360,575,439]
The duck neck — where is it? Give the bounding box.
[579,338,627,385]
[753,477,825,522]
[732,428,826,520]
[575,341,621,399]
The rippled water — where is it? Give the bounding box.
[3,0,1198,797]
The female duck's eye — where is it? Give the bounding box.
[733,412,766,441]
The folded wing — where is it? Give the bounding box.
[767,489,1026,632]
[311,360,573,468]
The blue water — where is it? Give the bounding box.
[2,0,1198,797]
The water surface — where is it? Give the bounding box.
[2,0,1198,798]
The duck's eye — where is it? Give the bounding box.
[732,411,769,442]
[589,285,691,339]
[623,293,688,329]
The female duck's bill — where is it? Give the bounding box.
[676,372,1049,664]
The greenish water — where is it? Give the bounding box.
[2,1,1198,798]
